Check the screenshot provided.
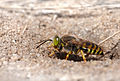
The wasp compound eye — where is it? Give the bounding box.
[53,35,60,46]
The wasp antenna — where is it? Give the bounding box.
[36,39,52,48]
[36,40,45,44]
[98,30,120,45]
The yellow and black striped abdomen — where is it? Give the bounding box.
[80,42,104,55]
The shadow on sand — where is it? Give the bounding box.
[50,52,101,62]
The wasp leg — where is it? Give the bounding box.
[49,51,56,57]
[47,43,56,53]
[47,43,54,49]
[65,51,72,60]
[48,48,59,57]
[80,50,87,62]
[49,48,60,57]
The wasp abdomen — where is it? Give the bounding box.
[80,42,104,55]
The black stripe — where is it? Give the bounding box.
[93,44,98,55]
[91,43,95,48]
[101,51,104,55]
[97,47,101,55]
[99,49,104,55]
[86,42,92,54]
[89,43,94,54]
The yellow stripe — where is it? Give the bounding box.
[87,43,92,54]
[87,48,91,54]
[99,50,103,55]
[82,43,87,50]
[91,49,94,54]
[95,47,100,55]
[82,46,86,49]
[91,44,96,54]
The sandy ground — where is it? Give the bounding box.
[0,0,120,81]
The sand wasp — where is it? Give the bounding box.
[36,35,104,62]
